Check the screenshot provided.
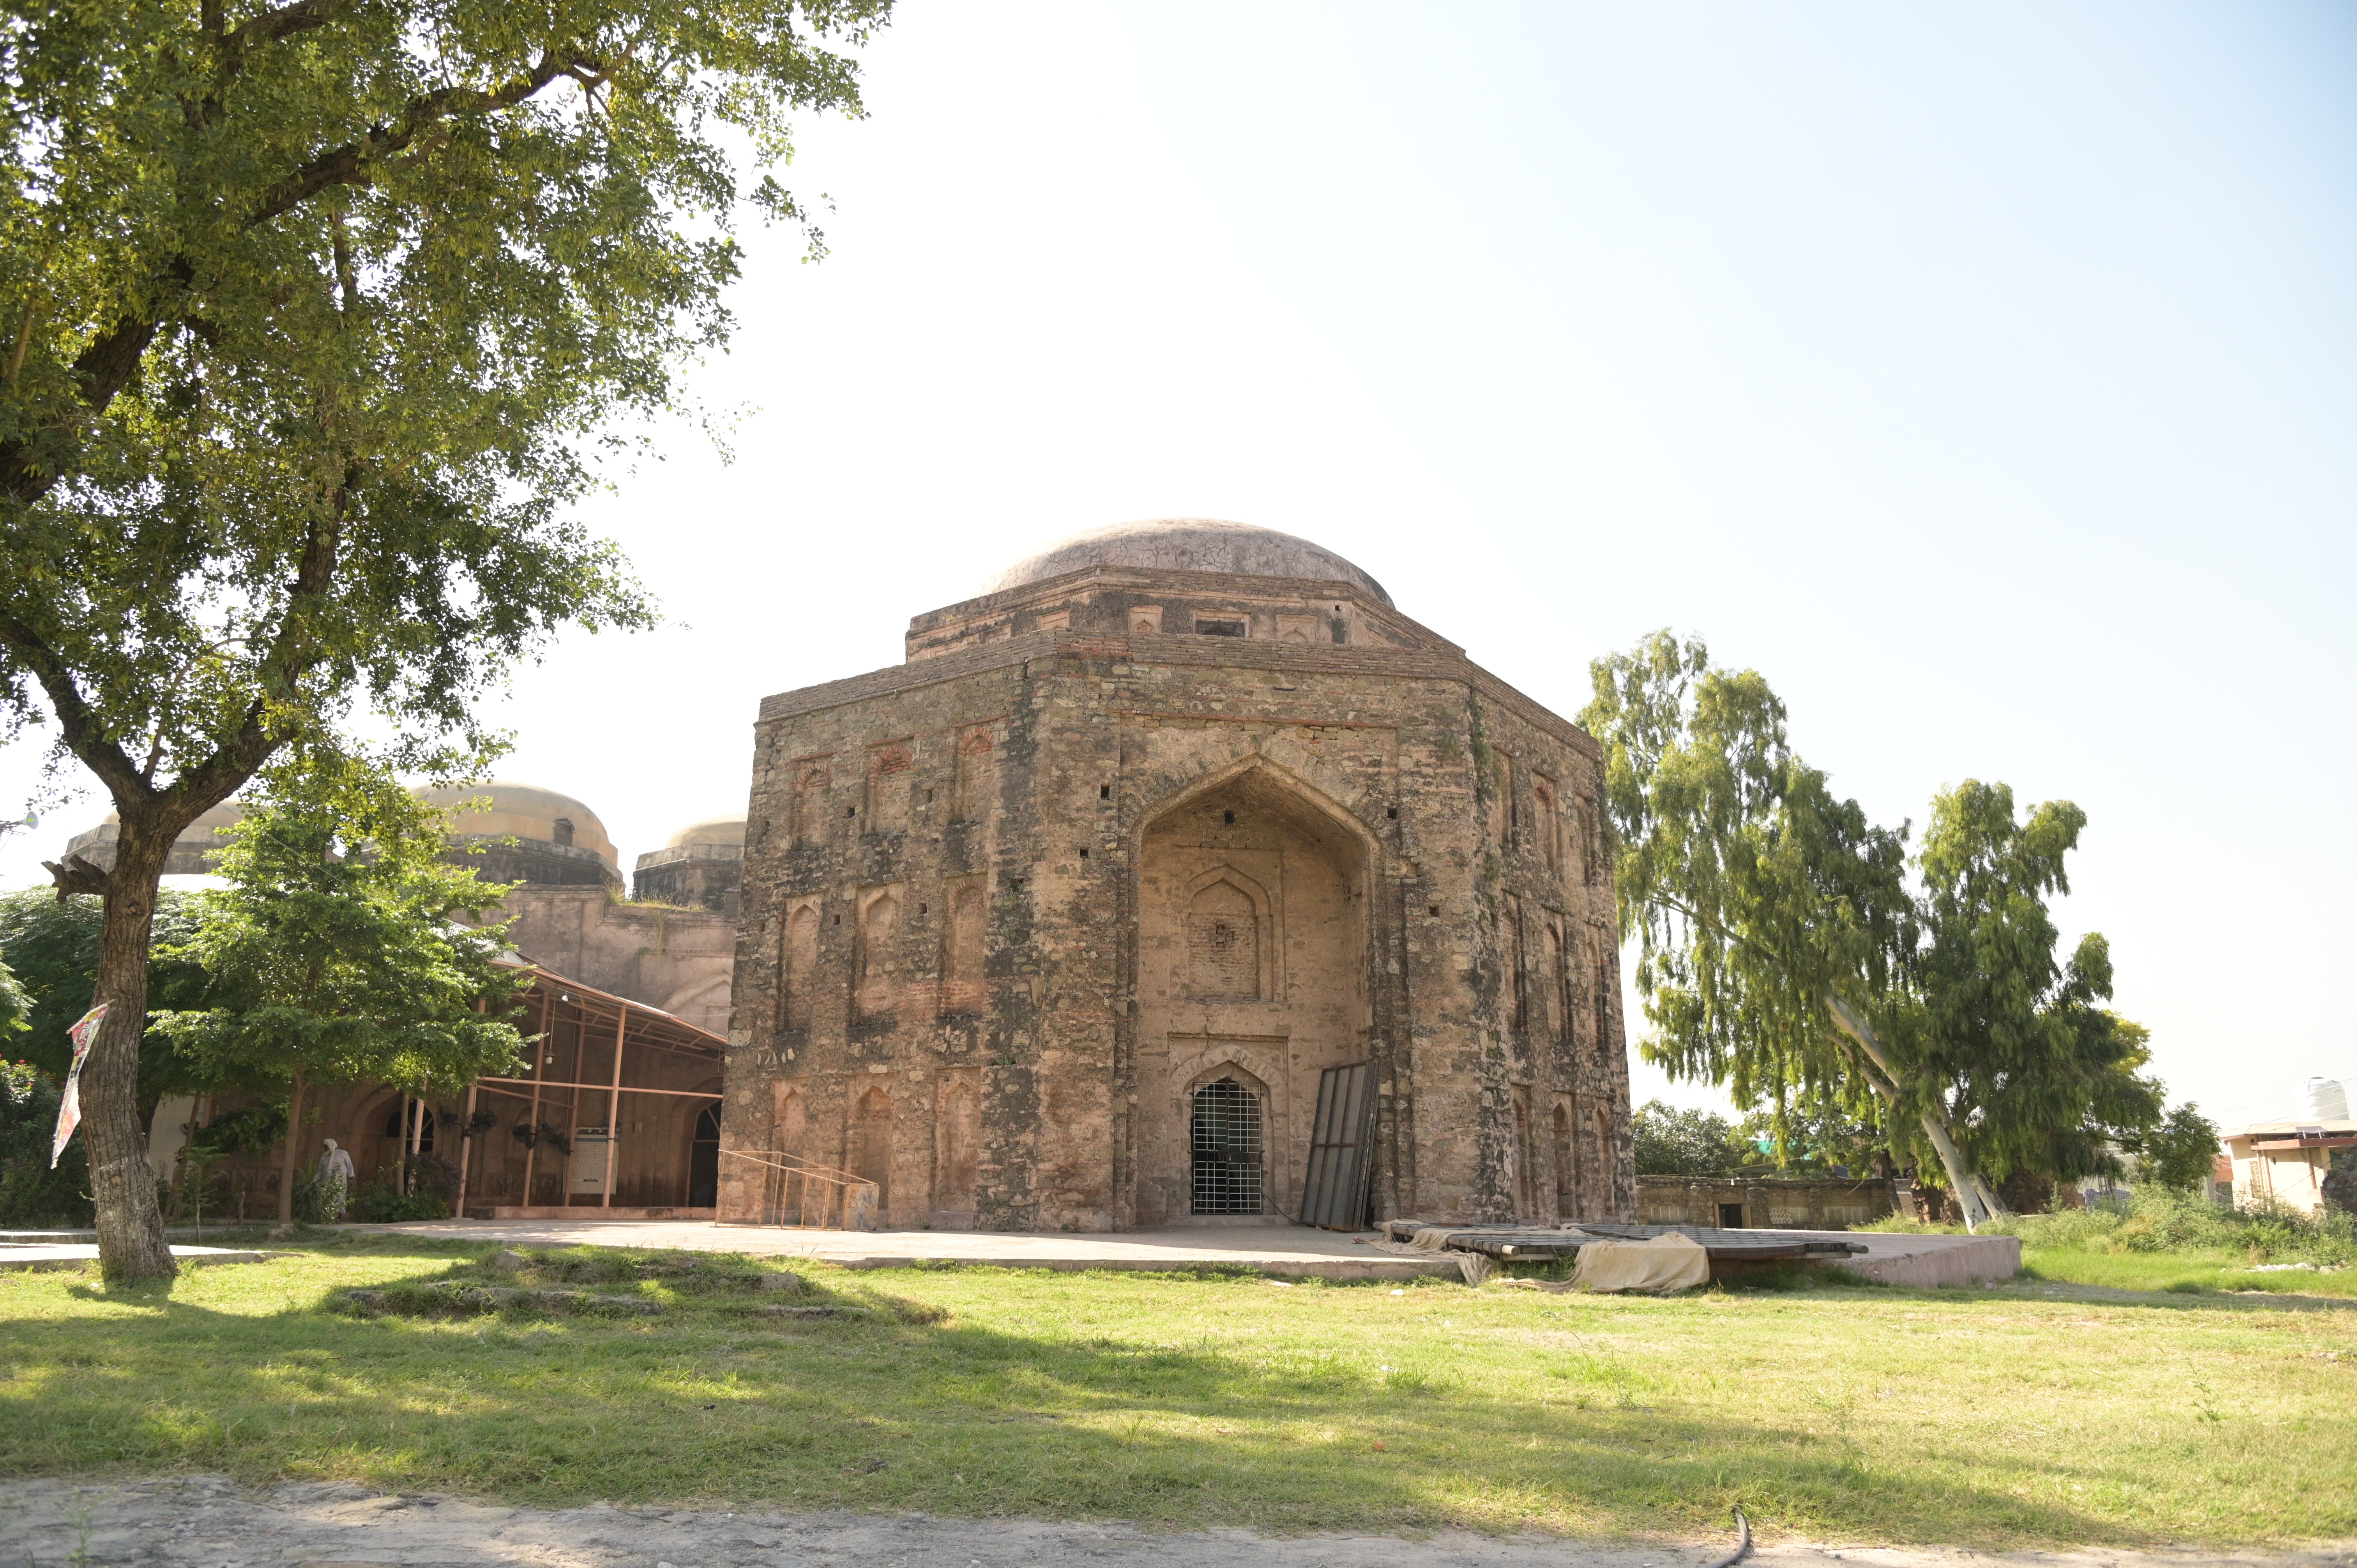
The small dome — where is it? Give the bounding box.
[662,816,746,854]
[984,519,1392,607]
[412,781,618,872]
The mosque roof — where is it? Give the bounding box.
[982,518,1392,608]
[411,780,619,873]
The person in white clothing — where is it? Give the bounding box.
[315,1139,356,1221]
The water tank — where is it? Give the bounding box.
[2296,1078,2349,1121]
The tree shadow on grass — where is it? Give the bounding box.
[0,1246,2180,1549]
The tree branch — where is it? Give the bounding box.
[42,853,111,900]
[250,51,582,227]
[0,615,150,801]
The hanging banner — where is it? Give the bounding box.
[49,1003,108,1169]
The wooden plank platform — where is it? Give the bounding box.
[1378,1219,1869,1261]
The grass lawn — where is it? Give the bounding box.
[1,1232,2350,1549]
[2021,1245,2357,1298]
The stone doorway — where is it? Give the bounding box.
[1133,762,1374,1225]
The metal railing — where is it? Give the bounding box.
[718,1147,881,1229]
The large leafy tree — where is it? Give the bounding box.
[0,0,887,1280]
[1582,633,2162,1228]
[153,758,529,1224]
[0,886,224,1125]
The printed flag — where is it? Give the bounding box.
[49,1003,108,1169]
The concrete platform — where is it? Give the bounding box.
[0,1244,274,1272]
[345,1217,2019,1286]
[1823,1228,2021,1287]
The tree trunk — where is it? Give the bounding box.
[277,1067,307,1225]
[83,816,178,1284]
[1823,994,1992,1232]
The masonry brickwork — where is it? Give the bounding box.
[718,534,1634,1231]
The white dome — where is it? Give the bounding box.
[984,519,1392,607]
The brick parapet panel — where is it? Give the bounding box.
[758,629,1601,762]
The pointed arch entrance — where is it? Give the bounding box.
[1132,759,1377,1224]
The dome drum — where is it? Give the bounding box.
[633,817,746,916]
[905,521,1454,665]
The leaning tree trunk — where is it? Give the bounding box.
[1823,995,1993,1232]
[80,816,180,1284]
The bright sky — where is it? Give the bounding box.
[3,2,2350,1134]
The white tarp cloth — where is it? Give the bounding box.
[1569,1232,1711,1294]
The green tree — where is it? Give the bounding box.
[1898,781,2162,1197]
[152,759,530,1224]
[1631,1101,1744,1177]
[2133,1102,2223,1194]
[1729,1102,1885,1175]
[1582,632,2163,1229]
[0,886,227,1129]
[0,0,885,1280]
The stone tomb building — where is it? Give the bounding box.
[717,519,1633,1231]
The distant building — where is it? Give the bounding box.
[719,517,1635,1233]
[2225,1119,2355,1215]
[55,781,743,1219]
[56,801,245,876]
[415,782,736,1038]
[632,816,746,915]
[415,780,624,890]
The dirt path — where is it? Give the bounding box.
[3,1477,2346,1568]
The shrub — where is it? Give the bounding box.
[0,1060,93,1227]
[1864,1184,2356,1265]
[345,1183,451,1223]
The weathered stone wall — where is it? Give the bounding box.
[719,566,1634,1233]
[1638,1174,1898,1230]
[631,851,744,917]
[488,887,736,1036]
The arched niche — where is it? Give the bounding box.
[1131,757,1380,1227]
[1182,865,1274,1001]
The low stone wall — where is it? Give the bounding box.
[1639,1174,1896,1230]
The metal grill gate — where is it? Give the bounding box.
[1190,1078,1264,1214]
[1300,1060,1378,1231]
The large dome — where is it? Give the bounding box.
[983,519,1392,608]
[412,780,618,872]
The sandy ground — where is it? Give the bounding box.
[2,1477,2347,1568]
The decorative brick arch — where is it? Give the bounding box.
[1129,755,1387,1226]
